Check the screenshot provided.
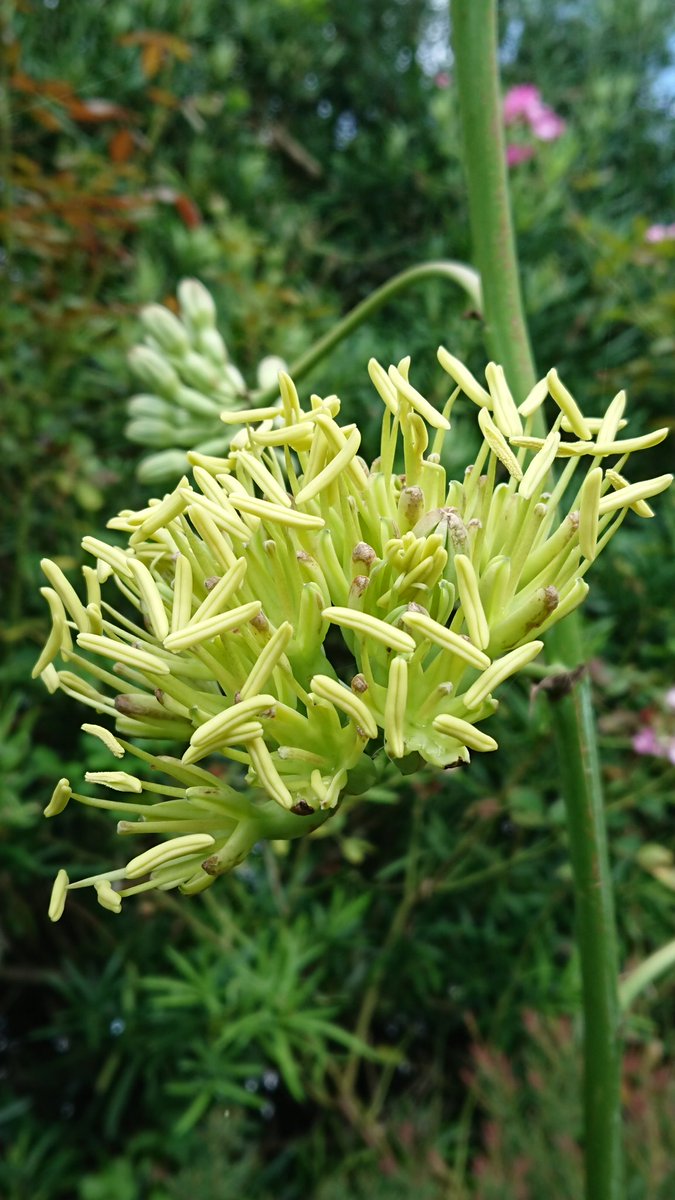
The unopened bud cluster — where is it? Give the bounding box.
[127,279,285,482]
[36,336,670,918]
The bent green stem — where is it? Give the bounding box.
[254,259,482,404]
[450,3,623,1198]
[619,938,675,1013]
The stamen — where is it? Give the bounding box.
[322,606,416,654]
[432,714,498,752]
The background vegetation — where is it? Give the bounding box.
[1,1,674,1196]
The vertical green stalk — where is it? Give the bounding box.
[449,0,536,404]
[450,3,623,1198]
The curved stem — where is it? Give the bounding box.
[253,259,482,404]
[619,938,675,1013]
[450,4,623,1198]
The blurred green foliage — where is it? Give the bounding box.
[1,0,675,1196]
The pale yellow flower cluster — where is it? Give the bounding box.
[35,346,670,918]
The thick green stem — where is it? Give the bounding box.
[254,259,481,404]
[450,3,623,1197]
[548,626,622,1197]
[450,2,536,403]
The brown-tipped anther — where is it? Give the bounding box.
[352,541,377,567]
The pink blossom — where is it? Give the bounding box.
[632,726,663,756]
[506,144,535,167]
[434,72,451,89]
[530,110,566,140]
[645,223,675,244]
[503,84,542,123]
[503,84,566,143]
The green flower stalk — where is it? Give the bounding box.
[127,278,286,482]
[35,344,670,920]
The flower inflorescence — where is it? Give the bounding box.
[126,279,286,482]
[36,333,671,919]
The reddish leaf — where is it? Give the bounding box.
[66,98,132,123]
[11,72,75,102]
[174,193,202,229]
[109,128,134,164]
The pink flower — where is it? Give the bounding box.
[503,84,542,123]
[434,72,451,89]
[530,110,566,141]
[645,223,675,244]
[506,144,535,167]
[503,84,566,143]
[632,726,663,756]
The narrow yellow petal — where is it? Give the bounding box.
[400,610,490,668]
[432,714,498,752]
[81,724,125,757]
[437,347,491,407]
[48,869,70,922]
[40,559,90,632]
[77,633,170,675]
[240,622,294,699]
[171,555,194,632]
[84,771,143,793]
[128,558,170,641]
[388,364,451,430]
[368,358,399,415]
[125,834,216,879]
[163,601,262,652]
[322,606,416,654]
[597,473,672,516]
[228,493,325,529]
[295,427,361,504]
[518,430,561,499]
[546,369,592,440]
[463,641,544,710]
[44,778,72,818]
[384,657,408,758]
[578,467,603,561]
[454,555,490,650]
[188,557,247,625]
[478,409,523,480]
[247,738,294,809]
[95,880,122,913]
[518,377,549,418]
[604,470,654,518]
[485,362,523,436]
[311,674,378,739]
[190,694,277,747]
